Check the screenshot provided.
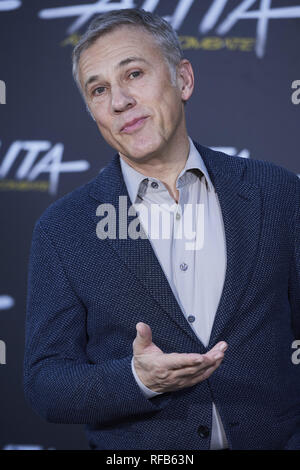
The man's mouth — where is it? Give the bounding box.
[120,116,149,134]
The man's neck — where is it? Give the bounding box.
[119,133,190,203]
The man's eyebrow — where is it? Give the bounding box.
[84,57,149,93]
[117,56,149,68]
[84,74,100,93]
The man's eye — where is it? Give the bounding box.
[129,71,142,79]
[93,87,105,96]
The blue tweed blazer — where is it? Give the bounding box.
[24,142,300,450]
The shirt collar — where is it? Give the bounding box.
[119,137,214,204]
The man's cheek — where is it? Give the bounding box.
[96,123,112,139]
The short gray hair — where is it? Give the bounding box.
[72,8,184,95]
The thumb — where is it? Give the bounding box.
[133,322,153,354]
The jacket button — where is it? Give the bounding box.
[197,425,210,438]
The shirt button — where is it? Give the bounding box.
[187,315,195,323]
[151,181,158,188]
[197,425,210,439]
[180,263,188,271]
[176,212,181,220]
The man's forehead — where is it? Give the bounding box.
[81,24,156,58]
[94,23,154,43]
[79,25,161,63]
[78,26,162,87]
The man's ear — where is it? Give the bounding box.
[177,59,194,103]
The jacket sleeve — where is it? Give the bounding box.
[23,220,171,425]
[288,175,300,339]
[284,174,300,450]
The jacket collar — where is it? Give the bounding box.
[89,140,246,204]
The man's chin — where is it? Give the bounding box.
[118,142,160,162]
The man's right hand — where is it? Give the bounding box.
[133,322,228,393]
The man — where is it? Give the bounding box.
[24,8,300,450]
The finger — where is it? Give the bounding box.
[173,363,213,378]
[193,357,224,381]
[167,344,227,370]
[168,357,224,390]
[180,349,225,368]
[202,344,226,364]
[208,341,228,354]
[133,322,153,354]
[160,352,207,370]
[173,351,224,376]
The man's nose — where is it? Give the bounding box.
[111,85,136,113]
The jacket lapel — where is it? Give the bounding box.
[89,143,262,351]
[194,143,262,349]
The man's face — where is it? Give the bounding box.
[78,25,192,162]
